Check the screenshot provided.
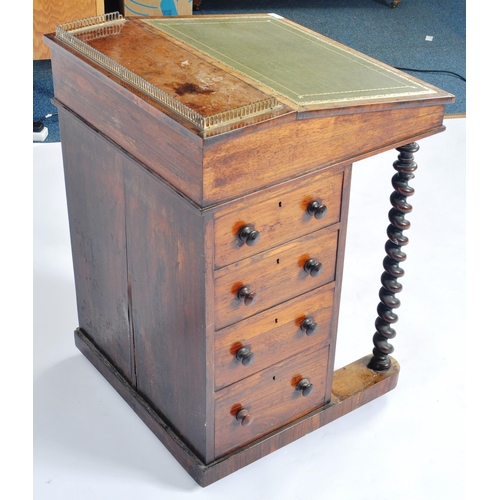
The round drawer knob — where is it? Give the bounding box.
[307,200,328,219]
[235,346,255,366]
[238,225,260,246]
[236,408,253,426]
[300,316,318,336]
[304,258,323,277]
[296,378,314,397]
[237,285,257,306]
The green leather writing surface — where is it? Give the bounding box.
[145,15,435,105]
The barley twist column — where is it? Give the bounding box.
[368,142,419,371]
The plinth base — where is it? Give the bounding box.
[75,328,400,487]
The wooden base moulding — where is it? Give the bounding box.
[75,328,400,487]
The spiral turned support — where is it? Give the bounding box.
[368,142,419,371]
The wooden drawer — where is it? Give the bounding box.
[214,283,335,390]
[214,345,330,458]
[214,224,338,330]
[213,167,344,268]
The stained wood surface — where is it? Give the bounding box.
[34,0,104,59]
[75,328,399,486]
[58,104,215,463]
[59,108,134,383]
[214,224,339,329]
[319,163,353,406]
[202,105,447,205]
[214,345,330,458]
[124,151,214,463]
[48,13,454,111]
[45,33,451,207]
[46,13,450,485]
[48,45,206,203]
[214,283,335,390]
[213,167,344,268]
[82,19,273,118]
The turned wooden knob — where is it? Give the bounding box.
[300,316,318,336]
[237,285,257,306]
[296,378,314,396]
[238,224,260,246]
[307,200,328,219]
[236,408,253,426]
[235,346,255,366]
[304,258,323,277]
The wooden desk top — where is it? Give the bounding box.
[145,15,435,106]
[51,12,453,133]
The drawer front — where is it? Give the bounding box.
[214,345,330,458]
[214,167,344,268]
[214,225,338,330]
[214,283,335,390]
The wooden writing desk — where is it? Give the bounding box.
[44,13,454,486]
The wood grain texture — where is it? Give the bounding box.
[48,14,452,485]
[214,224,339,329]
[34,0,103,59]
[45,32,451,208]
[214,345,330,458]
[202,105,447,205]
[213,166,344,268]
[46,39,205,205]
[83,19,275,118]
[124,156,214,463]
[323,163,353,395]
[74,328,399,487]
[59,107,134,383]
[57,103,215,463]
[214,283,335,391]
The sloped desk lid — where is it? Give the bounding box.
[144,15,435,106]
[55,12,452,132]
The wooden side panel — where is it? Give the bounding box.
[46,40,205,205]
[124,162,213,463]
[203,105,446,204]
[59,108,134,383]
[325,164,353,393]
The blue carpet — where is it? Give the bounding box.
[33,60,60,143]
[33,0,465,142]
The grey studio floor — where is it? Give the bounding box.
[33,118,465,499]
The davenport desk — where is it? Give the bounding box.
[44,13,454,487]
